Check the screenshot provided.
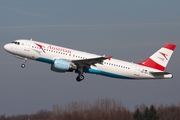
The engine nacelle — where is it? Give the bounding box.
[51,59,77,72]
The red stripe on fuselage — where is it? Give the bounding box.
[163,44,176,51]
[138,58,165,71]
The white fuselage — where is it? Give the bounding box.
[4,39,172,80]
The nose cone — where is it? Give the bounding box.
[4,44,11,52]
[4,44,9,51]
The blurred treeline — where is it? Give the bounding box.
[1,98,180,120]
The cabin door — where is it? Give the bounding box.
[134,65,141,76]
[24,41,31,51]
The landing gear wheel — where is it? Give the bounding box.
[76,75,84,82]
[21,64,25,68]
[79,75,84,80]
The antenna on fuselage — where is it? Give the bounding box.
[30,38,33,41]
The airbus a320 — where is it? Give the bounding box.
[4,39,176,82]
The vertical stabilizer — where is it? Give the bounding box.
[138,43,176,71]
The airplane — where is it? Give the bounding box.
[4,39,176,82]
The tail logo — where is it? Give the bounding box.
[159,52,168,61]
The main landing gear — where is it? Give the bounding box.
[76,67,84,82]
[21,58,27,68]
[76,74,84,82]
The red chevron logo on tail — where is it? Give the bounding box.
[159,52,168,60]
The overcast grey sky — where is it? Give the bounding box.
[0,0,180,116]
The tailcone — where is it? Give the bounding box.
[163,74,173,79]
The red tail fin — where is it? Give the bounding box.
[138,43,176,71]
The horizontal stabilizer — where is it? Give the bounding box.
[150,72,173,79]
[150,72,171,76]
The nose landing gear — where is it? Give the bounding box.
[21,58,27,68]
[21,64,25,68]
[15,55,27,68]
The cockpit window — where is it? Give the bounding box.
[12,41,20,45]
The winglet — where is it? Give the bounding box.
[107,56,112,61]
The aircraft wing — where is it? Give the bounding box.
[72,56,112,68]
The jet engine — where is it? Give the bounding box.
[51,59,77,72]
